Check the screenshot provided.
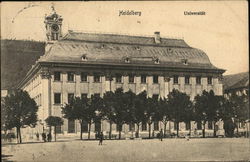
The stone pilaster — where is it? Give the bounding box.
[101,76,106,97]
[190,77,196,100]
[88,76,94,97]
[123,76,129,92]
[135,76,141,95]
[179,76,185,92]
[201,77,208,92]
[147,76,153,97]
[75,74,81,97]
[159,76,164,98]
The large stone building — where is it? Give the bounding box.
[18,11,225,138]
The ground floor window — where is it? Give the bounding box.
[208,121,213,129]
[68,119,75,133]
[154,121,159,131]
[116,124,122,132]
[197,121,202,130]
[95,120,101,133]
[129,123,135,131]
[174,122,178,130]
[142,122,147,131]
[82,121,88,133]
[185,121,191,130]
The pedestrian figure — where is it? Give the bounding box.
[36,132,39,141]
[47,132,52,142]
[159,129,163,141]
[42,132,46,142]
[99,131,104,145]
[152,130,155,138]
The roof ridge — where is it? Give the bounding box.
[67,30,184,40]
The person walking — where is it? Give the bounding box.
[36,132,39,141]
[159,129,163,141]
[47,132,52,142]
[42,132,46,142]
[99,131,104,145]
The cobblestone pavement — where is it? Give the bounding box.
[2,138,250,162]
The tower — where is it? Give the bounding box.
[44,6,63,41]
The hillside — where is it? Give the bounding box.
[1,39,45,90]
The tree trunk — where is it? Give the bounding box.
[213,121,216,137]
[109,121,112,140]
[136,123,140,138]
[16,127,19,143]
[202,122,206,138]
[88,121,91,139]
[148,122,151,139]
[119,130,121,140]
[18,127,22,143]
[80,121,83,140]
[163,121,167,137]
[54,126,57,142]
[176,122,179,137]
[236,120,239,134]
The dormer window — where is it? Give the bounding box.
[154,58,160,64]
[101,44,105,48]
[182,59,188,65]
[134,46,140,51]
[81,55,87,61]
[125,57,130,63]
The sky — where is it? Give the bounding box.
[1,1,248,75]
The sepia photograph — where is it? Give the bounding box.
[1,1,249,162]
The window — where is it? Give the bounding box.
[82,121,88,132]
[55,125,62,134]
[174,75,178,84]
[67,72,74,82]
[208,121,213,130]
[154,121,159,131]
[81,93,88,99]
[174,122,178,130]
[54,72,61,81]
[95,120,101,132]
[142,122,147,131]
[94,93,100,98]
[141,75,146,83]
[185,76,190,84]
[153,75,158,84]
[116,75,122,83]
[129,123,135,131]
[197,121,202,130]
[129,75,134,83]
[81,73,87,82]
[68,93,74,103]
[116,124,122,132]
[185,122,191,130]
[94,74,100,82]
[208,76,212,85]
[68,119,75,133]
[54,93,61,104]
[196,76,201,84]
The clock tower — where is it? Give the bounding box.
[44,7,63,41]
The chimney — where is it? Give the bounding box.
[154,31,161,44]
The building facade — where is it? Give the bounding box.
[18,11,225,138]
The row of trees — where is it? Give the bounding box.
[1,88,249,143]
[61,88,249,140]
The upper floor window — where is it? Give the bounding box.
[141,75,146,84]
[68,93,74,103]
[94,93,100,98]
[196,76,201,84]
[54,93,61,104]
[152,94,159,100]
[94,74,100,82]
[174,75,178,84]
[54,71,61,81]
[153,75,158,84]
[185,76,190,84]
[81,72,87,82]
[129,75,134,83]
[116,75,122,83]
[67,72,74,82]
[208,76,212,85]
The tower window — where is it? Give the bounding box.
[208,76,212,85]
[54,71,61,81]
[185,76,190,84]
[174,75,179,84]
[141,75,146,83]
[153,75,158,84]
[196,76,201,84]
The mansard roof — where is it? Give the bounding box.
[38,31,224,71]
[223,72,249,92]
